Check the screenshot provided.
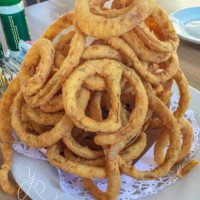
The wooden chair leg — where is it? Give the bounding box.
[36,0,41,3]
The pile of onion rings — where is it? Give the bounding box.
[0,0,197,199]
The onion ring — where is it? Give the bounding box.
[111,0,133,9]
[82,44,123,91]
[42,12,74,41]
[19,39,55,96]
[147,118,162,130]
[0,78,19,195]
[62,128,104,159]
[11,88,90,148]
[62,88,104,160]
[75,0,156,38]
[47,142,106,179]
[148,68,190,129]
[28,120,53,135]
[0,78,20,143]
[173,69,190,118]
[94,64,148,145]
[53,31,76,69]
[107,37,179,85]
[89,90,146,161]
[0,143,18,195]
[22,104,64,125]
[64,148,105,167]
[134,6,179,53]
[82,44,122,61]
[11,91,73,148]
[84,75,106,91]
[123,30,171,63]
[177,159,199,178]
[24,25,86,107]
[120,132,146,162]
[82,43,123,91]
[82,44,133,91]
[63,59,123,133]
[154,118,193,165]
[40,94,64,113]
[82,144,120,200]
[119,94,181,179]
[54,50,65,69]
[54,31,75,55]
[21,108,53,135]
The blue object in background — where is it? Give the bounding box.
[170,7,200,45]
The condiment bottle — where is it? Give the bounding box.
[0,0,31,58]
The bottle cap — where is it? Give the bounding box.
[0,0,22,6]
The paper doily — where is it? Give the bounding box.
[13,94,200,200]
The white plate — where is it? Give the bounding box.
[11,85,200,200]
[170,7,200,45]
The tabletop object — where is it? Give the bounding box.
[0,0,200,199]
[170,7,200,45]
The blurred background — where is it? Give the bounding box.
[23,0,47,7]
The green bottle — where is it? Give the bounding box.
[0,0,31,58]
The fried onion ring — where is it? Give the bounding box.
[134,6,179,53]
[119,94,181,179]
[148,69,190,129]
[0,143,18,195]
[0,78,20,143]
[82,144,120,200]
[82,44,122,61]
[154,118,193,165]
[40,94,64,113]
[0,78,19,195]
[82,44,123,91]
[42,12,74,41]
[75,0,156,38]
[64,148,105,167]
[47,142,106,179]
[62,128,104,159]
[19,39,55,96]
[173,69,190,118]
[22,104,64,125]
[107,37,179,85]
[11,91,73,148]
[177,159,199,178]
[63,59,123,133]
[94,64,148,145]
[89,90,146,161]
[11,88,90,148]
[24,25,86,107]
[123,30,171,63]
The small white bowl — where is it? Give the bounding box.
[170,7,200,45]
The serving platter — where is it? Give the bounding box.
[10,84,200,200]
[170,7,200,45]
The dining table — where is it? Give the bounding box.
[0,0,200,199]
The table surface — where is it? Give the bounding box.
[0,0,200,199]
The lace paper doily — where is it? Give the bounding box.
[13,94,200,200]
